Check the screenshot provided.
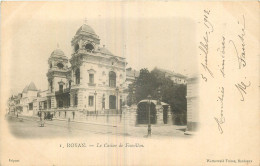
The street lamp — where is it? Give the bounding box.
[157,86,161,105]
[102,94,105,110]
[94,91,97,115]
[116,87,119,114]
[147,94,152,137]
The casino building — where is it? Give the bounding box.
[44,23,127,117]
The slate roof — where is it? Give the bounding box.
[50,49,67,59]
[76,24,97,36]
[22,82,38,93]
[98,47,113,55]
[156,68,187,79]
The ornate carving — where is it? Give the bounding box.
[87,69,96,73]
[71,56,83,70]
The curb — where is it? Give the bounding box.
[13,115,117,127]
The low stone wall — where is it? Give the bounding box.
[40,107,175,126]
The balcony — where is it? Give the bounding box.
[74,49,96,56]
[55,88,70,95]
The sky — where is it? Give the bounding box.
[2,2,198,94]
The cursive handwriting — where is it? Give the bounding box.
[235,80,251,101]
[217,36,226,78]
[215,87,225,134]
[203,10,214,32]
[229,15,246,69]
[200,10,214,82]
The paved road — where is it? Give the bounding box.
[6,115,187,138]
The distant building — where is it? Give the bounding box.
[19,82,38,116]
[155,68,187,84]
[126,67,140,87]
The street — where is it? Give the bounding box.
[6,115,187,138]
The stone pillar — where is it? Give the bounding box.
[167,108,172,125]
[51,96,56,109]
[185,76,199,135]
[70,92,74,107]
[105,94,109,110]
[78,90,84,109]
[156,106,164,125]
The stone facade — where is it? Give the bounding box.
[156,67,187,85]
[45,23,128,115]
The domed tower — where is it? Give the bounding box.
[71,23,100,53]
[69,23,101,109]
[69,21,127,112]
[46,48,71,109]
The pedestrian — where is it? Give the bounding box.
[40,112,45,127]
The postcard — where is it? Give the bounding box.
[0,1,259,166]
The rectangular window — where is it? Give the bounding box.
[29,103,33,110]
[59,84,63,92]
[74,94,78,106]
[44,101,47,109]
[88,96,94,106]
[89,74,94,84]
[48,99,51,109]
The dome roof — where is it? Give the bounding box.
[76,24,97,36]
[99,46,113,55]
[50,49,67,59]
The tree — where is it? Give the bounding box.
[129,67,187,124]
[135,68,157,102]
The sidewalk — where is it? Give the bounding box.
[53,117,117,127]
[16,114,117,127]
[116,124,187,138]
[12,114,187,137]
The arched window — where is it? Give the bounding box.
[57,63,64,69]
[85,43,94,51]
[109,71,116,87]
[50,80,53,92]
[75,68,80,84]
[74,43,79,52]
[69,80,72,89]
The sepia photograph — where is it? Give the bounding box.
[5,12,198,139]
[1,1,259,166]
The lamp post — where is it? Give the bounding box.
[94,91,97,115]
[102,94,105,110]
[147,94,152,137]
[157,86,161,105]
[116,87,119,114]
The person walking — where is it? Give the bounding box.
[40,112,45,127]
